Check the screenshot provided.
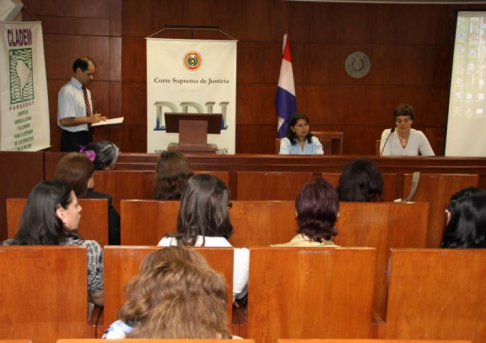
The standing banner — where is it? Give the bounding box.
[146,38,236,154]
[0,21,50,151]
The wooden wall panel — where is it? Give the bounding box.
[23,0,486,154]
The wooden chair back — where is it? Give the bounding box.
[236,171,314,200]
[6,198,109,246]
[120,200,180,245]
[58,340,255,343]
[386,249,486,343]
[102,246,234,336]
[402,174,478,247]
[279,339,471,343]
[0,246,94,343]
[248,247,376,343]
[276,131,344,155]
[335,202,429,320]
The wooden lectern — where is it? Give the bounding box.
[165,113,222,154]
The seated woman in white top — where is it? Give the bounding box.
[279,112,324,155]
[158,174,248,302]
[380,103,435,156]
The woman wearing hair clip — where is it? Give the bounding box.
[81,140,120,170]
[55,152,121,245]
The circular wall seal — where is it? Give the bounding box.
[183,51,202,71]
[345,52,371,79]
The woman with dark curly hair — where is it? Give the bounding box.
[273,178,340,247]
[153,150,194,200]
[102,247,232,339]
[441,187,486,248]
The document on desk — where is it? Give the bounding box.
[91,117,124,127]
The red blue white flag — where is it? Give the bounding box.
[275,33,297,138]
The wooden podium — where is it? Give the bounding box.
[165,113,222,154]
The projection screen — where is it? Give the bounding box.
[446,11,486,157]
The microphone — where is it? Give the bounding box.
[380,128,395,156]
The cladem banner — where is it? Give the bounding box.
[0,21,50,151]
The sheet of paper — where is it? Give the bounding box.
[91,117,124,127]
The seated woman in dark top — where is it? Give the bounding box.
[441,187,486,248]
[0,180,104,306]
[102,246,232,339]
[338,158,383,202]
[273,178,340,247]
[153,150,194,200]
[55,153,121,245]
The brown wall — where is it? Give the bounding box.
[22,0,486,155]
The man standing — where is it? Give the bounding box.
[58,56,106,152]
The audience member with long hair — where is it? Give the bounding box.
[153,150,194,200]
[338,158,383,202]
[0,180,104,305]
[273,178,340,247]
[441,187,486,248]
[103,247,232,339]
[55,153,121,245]
[158,174,248,301]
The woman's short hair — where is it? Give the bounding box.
[55,153,94,198]
[295,178,339,242]
[441,187,486,248]
[117,246,231,339]
[285,112,314,145]
[11,180,77,245]
[393,103,415,121]
[337,158,383,202]
[82,140,119,170]
[170,174,234,246]
[153,151,194,200]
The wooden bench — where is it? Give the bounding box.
[6,198,109,246]
[102,246,235,337]
[385,248,486,343]
[247,247,377,343]
[58,340,254,343]
[402,174,479,247]
[120,200,297,246]
[236,171,315,200]
[93,170,230,212]
[0,246,97,343]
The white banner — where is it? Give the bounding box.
[0,21,50,151]
[146,38,236,154]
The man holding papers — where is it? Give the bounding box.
[57,56,107,152]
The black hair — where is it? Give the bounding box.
[72,56,96,73]
[338,158,383,202]
[393,103,415,121]
[285,112,314,145]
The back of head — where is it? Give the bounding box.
[175,174,233,245]
[82,140,119,170]
[118,246,231,339]
[393,103,415,121]
[55,153,94,198]
[295,178,339,242]
[72,56,95,72]
[153,150,194,200]
[338,158,383,202]
[14,180,74,245]
[441,187,486,248]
